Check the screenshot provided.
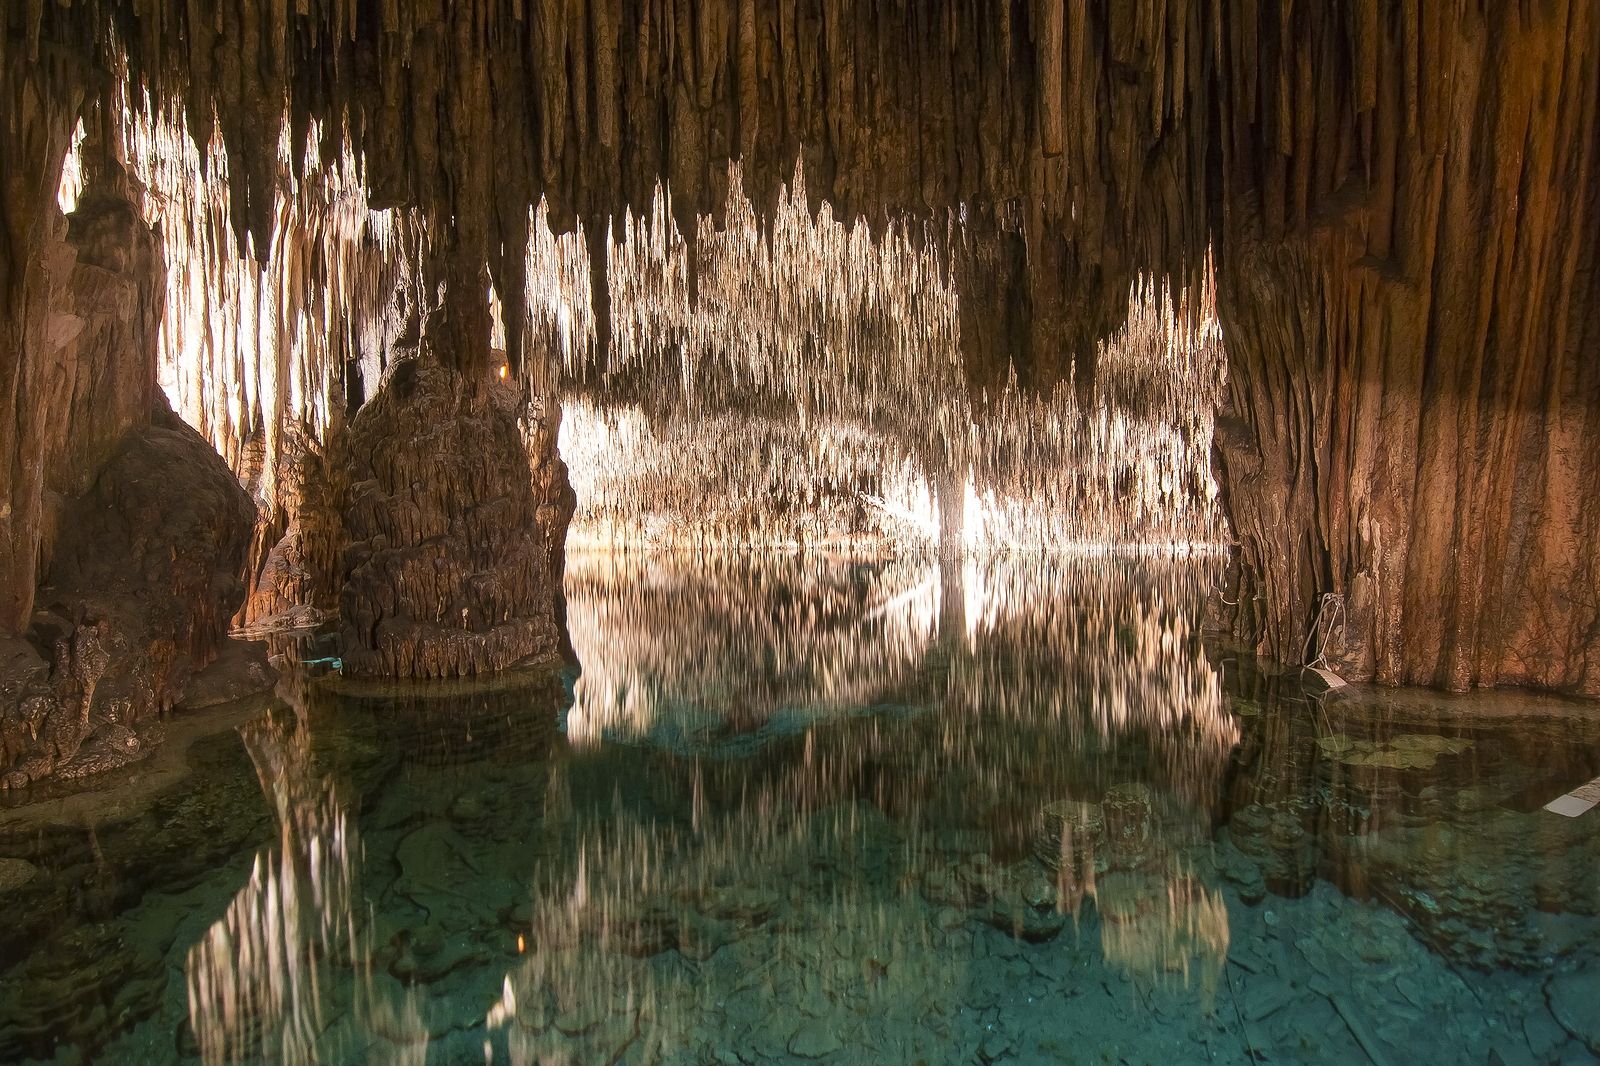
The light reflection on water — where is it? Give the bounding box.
[0,555,1597,1064]
[564,552,1235,760]
[184,711,356,1065]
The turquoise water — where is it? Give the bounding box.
[1,554,1597,1065]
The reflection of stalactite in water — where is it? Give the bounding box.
[1095,863,1231,994]
[949,556,1238,806]
[563,552,938,747]
[487,783,956,1064]
[496,555,1242,1053]
[184,672,430,1065]
[184,713,357,1066]
[563,553,1236,796]
[323,669,565,769]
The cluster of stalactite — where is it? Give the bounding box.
[561,403,920,550]
[513,199,596,393]
[563,187,1226,551]
[598,164,966,455]
[75,97,1225,556]
[962,269,1226,549]
[55,95,601,516]
[7,0,1212,398]
[116,102,415,512]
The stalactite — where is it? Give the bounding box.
[14,0,1214,391]
[521,199,595,392]
[563,163,1226,552]
[113,103,412,512]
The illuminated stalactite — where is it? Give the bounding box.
[83,120,1224,558]
[114,104,412,510]
[9,0,1213,396]
[566,182,1226,551]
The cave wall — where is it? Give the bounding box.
[0,55,85,635]
[1209,1,1600,693]
[0,152,258,786]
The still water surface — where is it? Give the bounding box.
[1,554,1597,1064]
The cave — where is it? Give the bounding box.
[1,2,1598,1063]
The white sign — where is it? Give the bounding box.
[1544,775,1600,818]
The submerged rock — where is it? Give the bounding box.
[1101,783,1155,870]
[1034,799,1104,878]
[1546,970,1600,1053]
[0,858,38,893]
[176,638,276,711]
[788,1020,843,1058]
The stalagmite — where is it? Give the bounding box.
[326,328,574,680]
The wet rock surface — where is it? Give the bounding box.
[1546,969,1600,1054]
[0,403,256,791]
[0,856,38,892]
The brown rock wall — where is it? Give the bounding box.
[1210,2,1600,693]
[0,121,259,786]
[0,55,83,635]
[1,401,257,787]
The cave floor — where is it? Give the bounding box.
[0,553,1597,1065]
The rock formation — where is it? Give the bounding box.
[1208,3,1600,693]
[3,1,1598,697]
[4,401,259,787]
[235,420,338,631]
[327,320,574,678]
[0,161,258,787]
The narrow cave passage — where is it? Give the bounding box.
[2,3,1600,1064]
